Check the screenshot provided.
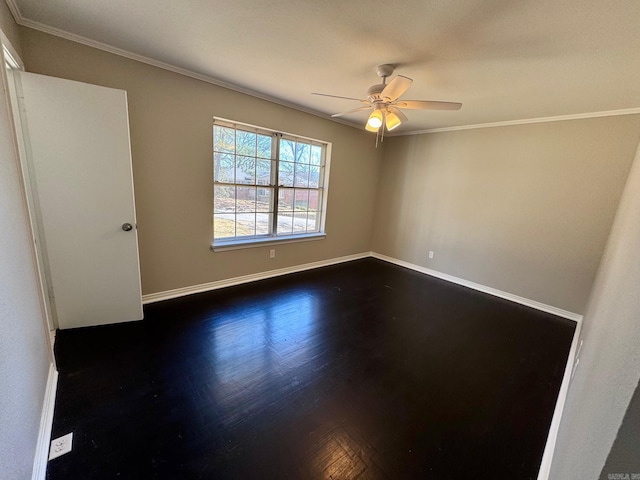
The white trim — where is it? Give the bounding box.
[211,120,331,250]
[369,251,584,479]
[145,250,583,322]
[1,30,24,70]
[142,252,370,304]
[32,363,58,480]
[2,44,21,69]
[7,70,58,335]
[7,0,639,137]
[536,321,582,480]
[141,248,581,479]
[9,13,362,131]
[23,256,581,480]
[370,252,583,322]
[4,0,21,25]
[214,116,331,146]
[212,233,326,252]
[393,108,640,136]
[320,143,332,233]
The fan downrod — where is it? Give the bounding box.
[368,65,396,101]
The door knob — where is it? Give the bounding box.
[122,223,133,231]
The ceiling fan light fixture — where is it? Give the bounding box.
[312,64,462,141]
[367,108,384,129]
[385,110,403,131]
[365,122,379,132]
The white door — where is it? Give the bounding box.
[14,71,143,329]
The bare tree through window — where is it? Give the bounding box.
[213,120,328,244]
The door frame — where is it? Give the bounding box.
[2,31,57,335]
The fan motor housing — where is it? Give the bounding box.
[368,65,395,103]
[367,83,386,104]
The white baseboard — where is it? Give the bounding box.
[32,363,58,480]
[129,250,580,479]
[144,251,584,324]
[536,321,582,480]
[142,252,370,304]
[368,251,582,479]
[370,252,583,322]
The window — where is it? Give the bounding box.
[213,118,330,248]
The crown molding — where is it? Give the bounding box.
[8,4,364,132]
[392,107,640,136]
[7,0,640,137]
[4,0,22,23]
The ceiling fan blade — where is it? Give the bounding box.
[312,92,369,103]
[381,75,412,102]
[394,100,462,110]
[331,106,372,118]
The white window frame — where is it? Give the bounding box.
[212,117,331,251]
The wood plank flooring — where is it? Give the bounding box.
[47,258,576,479]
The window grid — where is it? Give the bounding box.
[213,120,328,244]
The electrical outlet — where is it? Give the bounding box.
[49,432,73,460]
[269,249,275,259]
[428,251,434,259]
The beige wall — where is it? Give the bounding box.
[372,117,640,314]
[20,28,383,295]
[550,140,640,479]
[16,27,640,315]
[0,0,22,58]
[0,7,51,479]
[11,15,640,480]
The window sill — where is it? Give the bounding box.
[211,233,326,252]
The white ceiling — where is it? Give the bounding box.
[10,0,640,133]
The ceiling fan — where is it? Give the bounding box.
[312,64,462,134]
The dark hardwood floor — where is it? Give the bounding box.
[47,258,575,479]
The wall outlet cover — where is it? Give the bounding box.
[49,432,73,460]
